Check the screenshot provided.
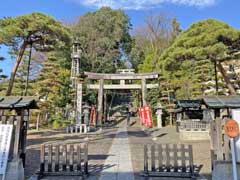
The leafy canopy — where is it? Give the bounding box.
[73,7,132,73]
[0,12,71,51]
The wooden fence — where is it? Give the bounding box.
[178,120,210,132]
[66,124,87,134]
[38,143,88,178]
[143,143,197,178]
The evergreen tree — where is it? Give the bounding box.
[73,7,132,73]
[0,12,71,95]
[158,19,240,98]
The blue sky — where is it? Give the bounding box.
[0,0,240,76]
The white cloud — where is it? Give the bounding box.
[72,0,216,10]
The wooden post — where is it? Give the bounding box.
[21,110,28,167]
[215,109,223,160]
[13,115,22,160]
[141,78,147,106]
[76,82,83,125]
[97,79,104,127]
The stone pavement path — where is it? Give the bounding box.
[99,127,134,180]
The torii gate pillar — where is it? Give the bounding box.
[97,79,104,126]
[141,78,147,106]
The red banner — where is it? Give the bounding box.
[144,105,153,128]
[140,107,146,125]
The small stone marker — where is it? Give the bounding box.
[0,124,13,176]
[225,119,239,138]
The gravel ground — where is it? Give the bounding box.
[128,121,212,180]
[25,117,212,180]
[25,127,116,180]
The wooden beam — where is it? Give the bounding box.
[84,72,159,80]
[88,84,159,90]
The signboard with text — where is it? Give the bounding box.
[225,119,239,138]
[0,124,13,175]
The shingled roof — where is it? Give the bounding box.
[203,96,240,109]
[0,96,38,109]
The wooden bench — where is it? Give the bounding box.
[37,143,88,179]
[143,143,198,178]
[66,124,87,134]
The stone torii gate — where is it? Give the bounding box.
[83,71,159,126]
[70,39,159,126]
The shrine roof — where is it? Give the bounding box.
[0,96,38,109]
[203,96,240,109]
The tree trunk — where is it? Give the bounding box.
[216,62,237,95]
[24,43,33,96]
[6,40,28,96]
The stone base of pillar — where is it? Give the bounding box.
[4,158,24,180]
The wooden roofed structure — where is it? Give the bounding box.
[0,96,38,180]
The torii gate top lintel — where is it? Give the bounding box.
[84,72,159,80]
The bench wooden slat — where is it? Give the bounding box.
[189,145,193,174]
[165,144,170,172]
[158,144,163,172]
[181,144,186,172]
[40,144,45,173]
[173,144,178,172]
[151,145,155,171]
[69,144,74,171]
[144,144,148,173]
[84,143,88,174]
[62,144,67,171]
[48,144,52,172]
[54,144,59,172]
[77,144,81,171]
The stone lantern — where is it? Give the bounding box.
[82,103,91,126]
[155,103,163,128]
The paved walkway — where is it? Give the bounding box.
[99,127,134,180]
